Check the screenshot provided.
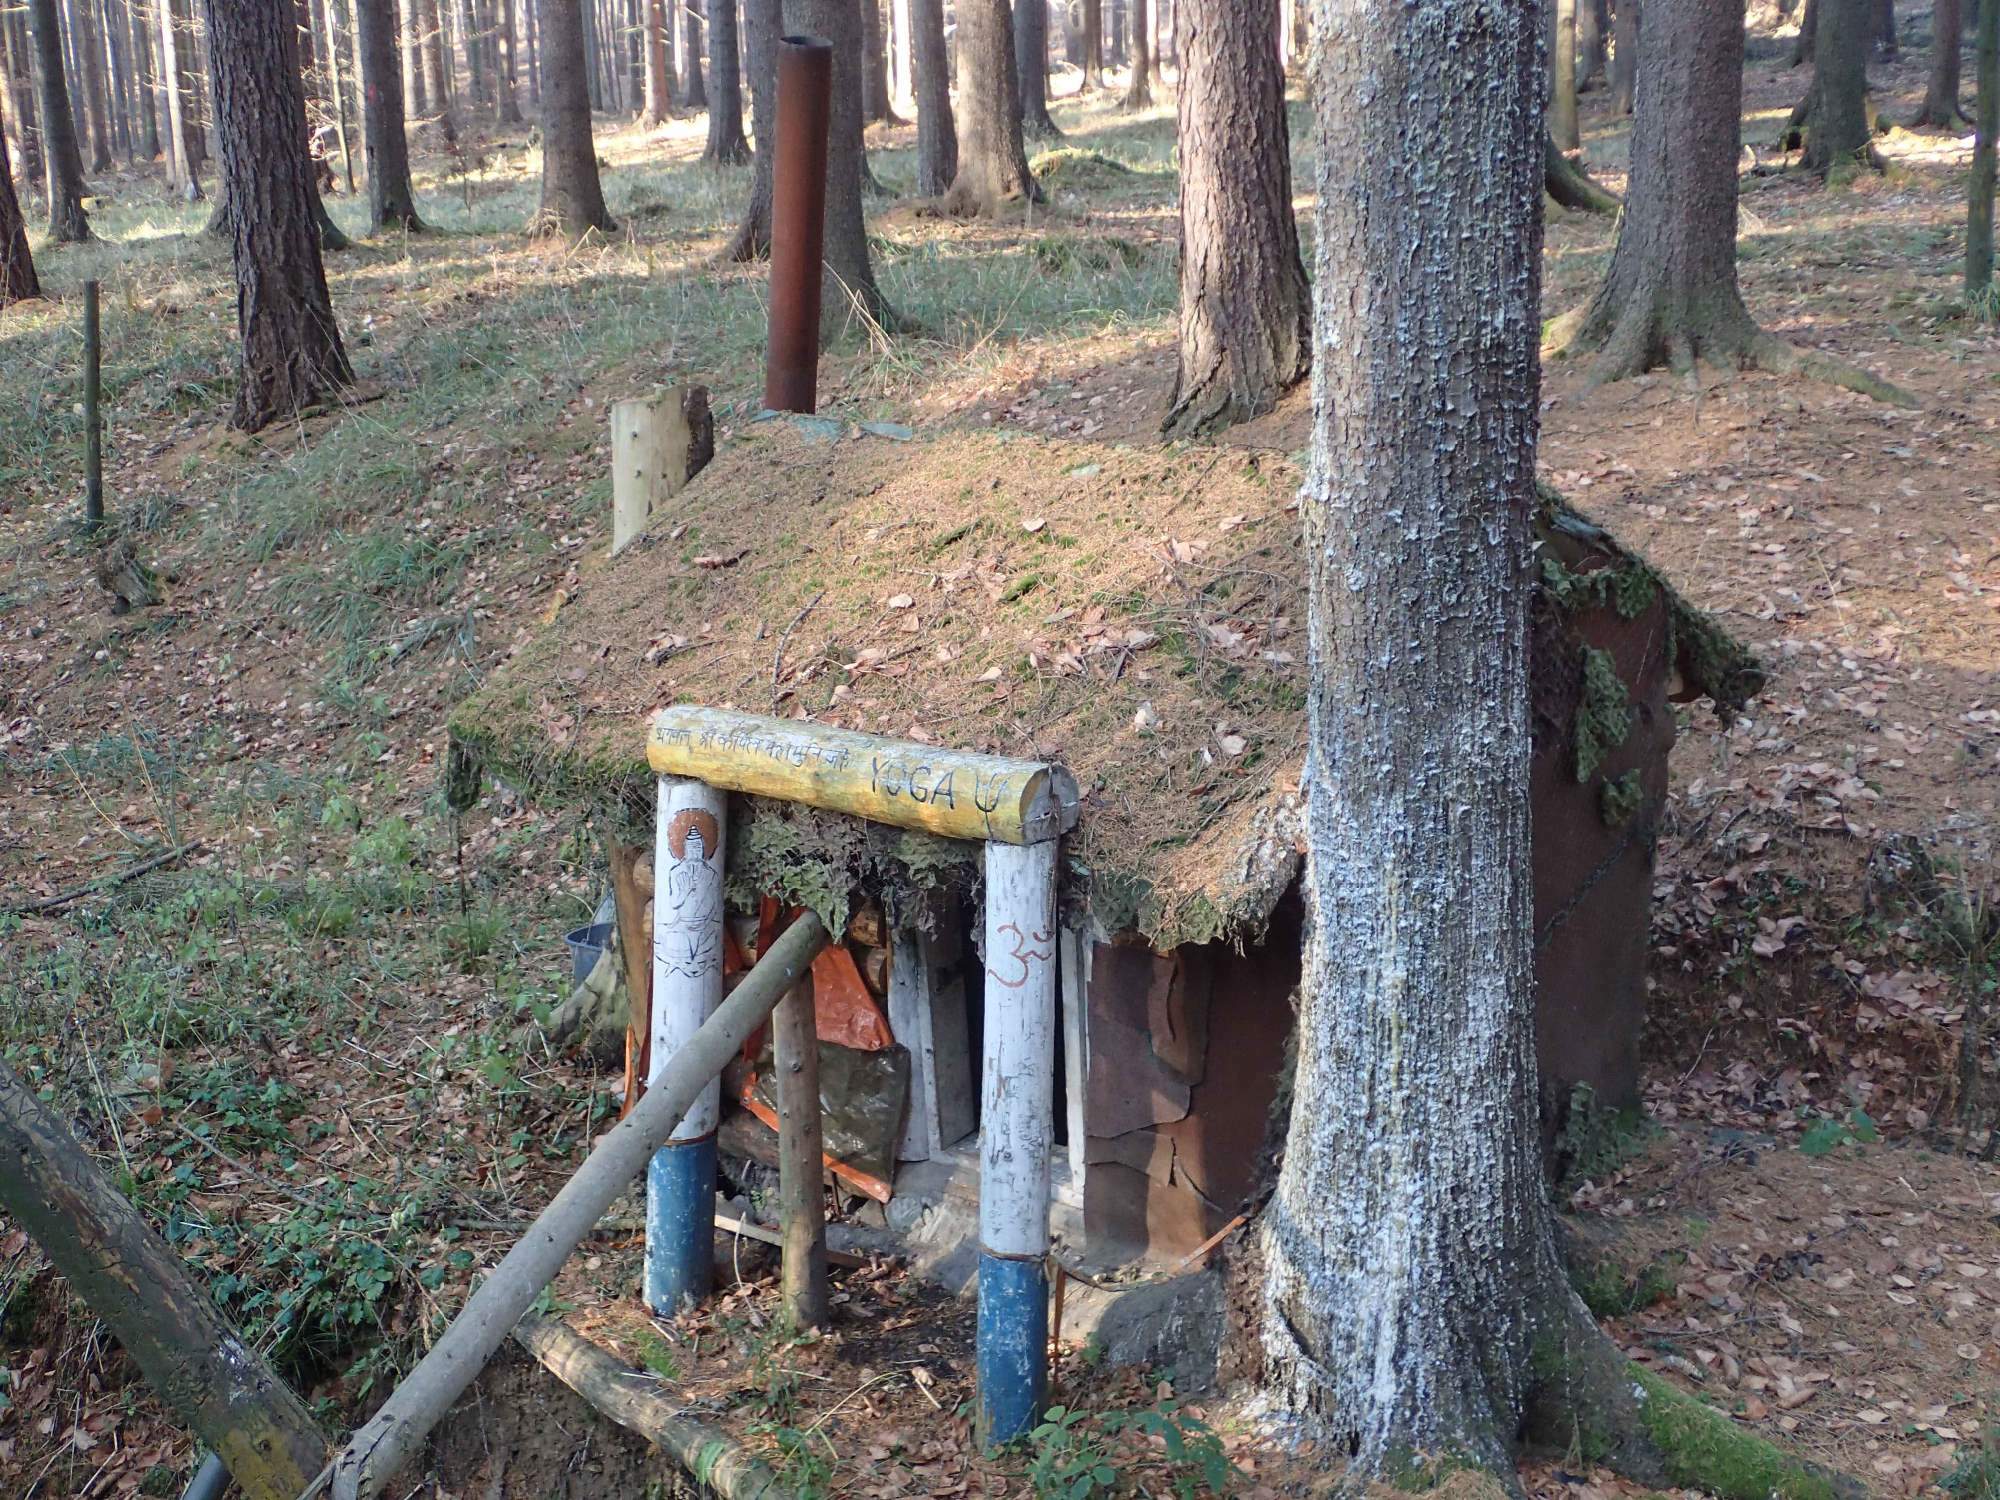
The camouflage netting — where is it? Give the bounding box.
[447,427,1761,947]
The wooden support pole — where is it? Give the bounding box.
[83,278,102,531]
[609,383,712,556]
[646,775,727,1314]
[647,707,1080,846]
[0,1062,328,1500]
[773,972,828,1329]
[977,835,1059,1445]
[328,912,831,1500]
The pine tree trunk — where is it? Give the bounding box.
[3,12,45,190]
[156,0,196,190]
[458,0,486,108]
[1972,0,1998,292]
[1792,0,1818,65]
[1162,0,1306,435]
[169,0,206,169]
[1080,0,1100,86]
[1577,0,1606,90]
[69,0,111,171]
[1018,0,1060,133]
[401,0,425,111]
[1610,0,1637,111]
[783,0,889,326]
[1551,0,1579,150]
[911,0,952,193]
[1801,0,1877,175]
[324,0,355,187]
[202,0,354,431]
[860,0,891,120]
[942,0,1036,215]
[357,0,423,226]
[0,88,42,303]
[1874,0,1897,58]
[1121,0,1149,107]
[700,0,744,157]
[522,0,536,98]
[642,0,668,119]
[890,0,909,107]
[678,0,703,106]
[1272,0,1559,1469]
[495,0,520,118]
[534,0,613,234]
[127,0,159,157]
[419,0,456,135]
[103,0,135,160]
[28,0,92,238]
[1913,0,1964,123]
[723,0,773,256]
[1565,0,1764,372]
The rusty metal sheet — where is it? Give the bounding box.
[1085,942,1191,1137]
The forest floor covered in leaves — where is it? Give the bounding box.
[2,10,1998,1497]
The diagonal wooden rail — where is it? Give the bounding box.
[325,911,831,1500]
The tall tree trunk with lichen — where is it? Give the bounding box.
[1548,0,1911,402]
[534,0,613,234]
[3,10,46,189]
[723,0,773,256]
[942,0,1036,216]
[1273,6,1870,1492]
[1017,0,1058,133]
[911,0,952,192]
[1912,0,1965,124]
[1161,0,1306,436]
[203,0,354,431]
[701,0,744,159]
[0,88,41,304]
[27,0,92,238]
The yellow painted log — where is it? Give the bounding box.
[646,708,1078,845]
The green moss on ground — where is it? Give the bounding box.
[1631,1368,1849,1500]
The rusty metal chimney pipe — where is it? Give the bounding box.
[763,36,833,414]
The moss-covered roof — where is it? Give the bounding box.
[448,425,1758,947]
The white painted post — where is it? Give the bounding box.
[1057,928,1091,1196]
[646,776,729,1313]
[977,836,1059,1444]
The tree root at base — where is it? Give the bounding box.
[1544,135,1622,215]
[1526,1298,1864,1500]
[1542,301,1918,407]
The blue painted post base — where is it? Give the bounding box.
[977,1250,1048,1446]
[645,1133,718,1314]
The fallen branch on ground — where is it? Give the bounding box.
[4,841,207,914]
[514,1314,796,1500]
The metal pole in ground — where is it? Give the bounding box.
[977,835,1060,1445]
[646,777,729,1313]
[83,279,102,532]
[762,35,831,413]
